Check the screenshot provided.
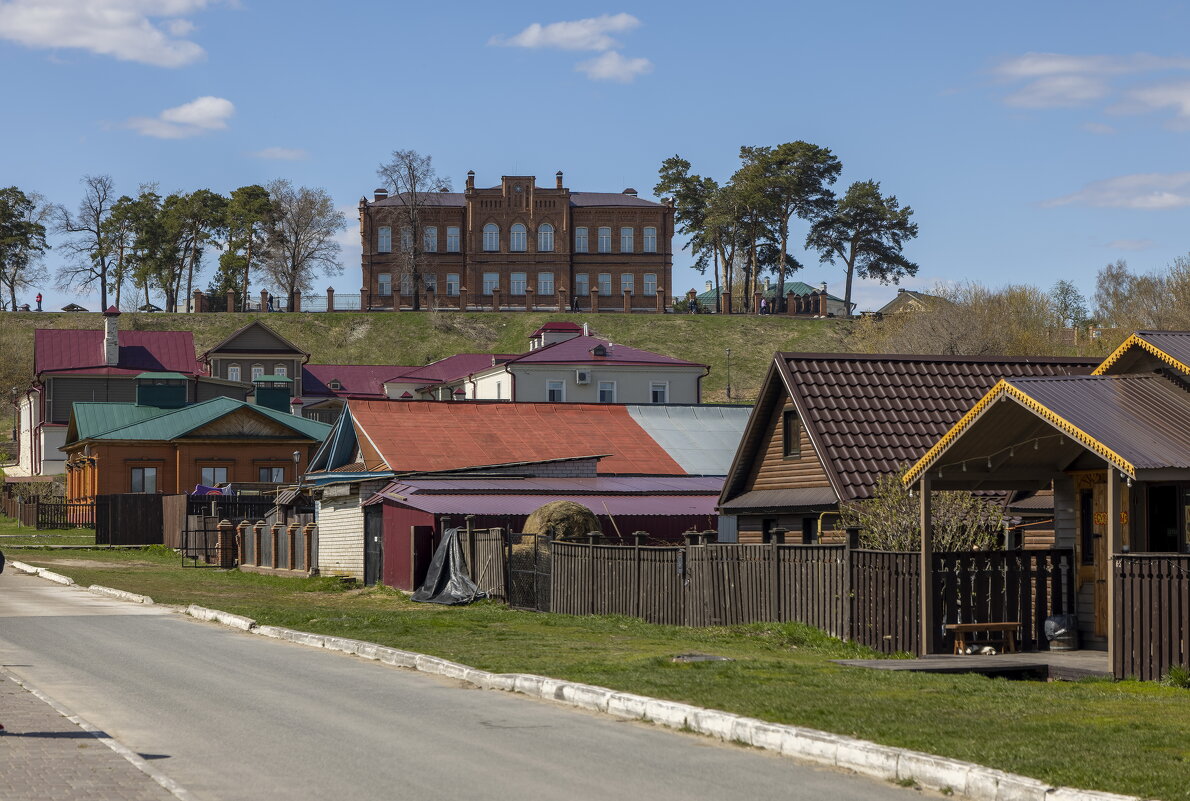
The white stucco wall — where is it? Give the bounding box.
[504,364,703,404]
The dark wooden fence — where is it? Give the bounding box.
[1114,554,1190,681]
[95,495,164,545]
[1,495,93,529]
[933,550,1074,653]
[851,550,920,655]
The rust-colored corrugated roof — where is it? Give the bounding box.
[347,400,686,475]
[722,352,1099,505]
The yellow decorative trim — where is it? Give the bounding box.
[1092,333,1190,375]
[904,380,1137,485]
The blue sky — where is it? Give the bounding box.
[4,0,1190,312]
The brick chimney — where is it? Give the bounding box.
[373,188,388,202]
[103,306,120,366]
[556,171,563,189]
[466,170,475,191]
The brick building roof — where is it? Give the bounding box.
[367,191,663,208]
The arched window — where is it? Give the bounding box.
[510,223,527,252]
[538,223,554,252]
[227,364,241,382]
[483,223,499,252]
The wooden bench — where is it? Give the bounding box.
[945,622,1020,654]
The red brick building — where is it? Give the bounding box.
[359,172,674,313]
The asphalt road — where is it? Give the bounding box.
[0,570,923,801]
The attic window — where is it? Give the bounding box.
[591,345,608,358]
[782,409,801,458]
[329,380,342,391]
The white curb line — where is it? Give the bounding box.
[16,565,1150,801]
[89,585,154,604]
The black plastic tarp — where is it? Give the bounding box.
[411,528,486,605]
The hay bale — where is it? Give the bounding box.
[522,500,599,542]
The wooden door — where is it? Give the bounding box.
[363,505,382,586]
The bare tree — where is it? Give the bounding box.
[54,175,115,309]
[262,179,345,304]
[376,149,451,310]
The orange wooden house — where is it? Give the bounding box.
[63,373,331,502]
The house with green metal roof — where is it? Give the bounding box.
[62,373,331,503]
[692,279,850,316]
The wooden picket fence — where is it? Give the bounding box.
[1114,554,1190,681]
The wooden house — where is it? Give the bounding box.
[718,353,1099,544]
[904,330,1190,668]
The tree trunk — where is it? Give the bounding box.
[778,220,789,312]
[712,248,720,313]
[242,235,254,311]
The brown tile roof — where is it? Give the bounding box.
[722,353,1100,505]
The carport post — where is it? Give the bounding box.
[1106,468,1121,665]
[919,475,934,656]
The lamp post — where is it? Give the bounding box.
[725,349,732,400]
[292,450,301,491]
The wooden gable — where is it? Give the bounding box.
[187,408,306,439]
[206,321,307,357]
[744,396,832,493]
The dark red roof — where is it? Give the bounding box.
[387,353,518,384]
[531,321,583,337]
[510,336,705,368]
[33,329,200,376]
[348,400,686,475]
[303,364,405,398]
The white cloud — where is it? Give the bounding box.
[994,52,1190,79]
[576,50,652,83]
[1105,239,1155,251]
[0,0,219,68]
[126,95,233,138]
[1115,80,1190,121]
[1003,74,1108,108]
[1044,172,1190,209]
[250,146,309,161]
[490,13,639,51]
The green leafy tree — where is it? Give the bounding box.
[840,468,1005,551]
[738,142,840,305]
[807,179,919,316]
[1049,279,1089,328]
[0,186,50,310]
[655,156,720,292]
[224,184,274,309]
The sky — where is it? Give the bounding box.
[3,0,1190,312]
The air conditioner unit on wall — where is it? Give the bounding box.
[575,370,591,385]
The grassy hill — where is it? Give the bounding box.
[0,310,853,407]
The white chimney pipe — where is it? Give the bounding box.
[582,322,589,337]
[103,307,120,366]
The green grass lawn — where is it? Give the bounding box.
[6,546,1190,799]
[0,514,96,547]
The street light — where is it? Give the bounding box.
[725,349,732,400]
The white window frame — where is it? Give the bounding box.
[251,364,264,381]
[546,380,565,402]
[446,226,460,252]
[621,273,634,294]
[510,272,527,295]
[377,226,392,253]
[447,273,460,296]
[274,364,287,378]
[424,273,437,294]
[377,273,392,296]
[575,227,589,253]
[644,273,657,296]
[598,273,612,296]
[483,223,499,252]
[131,466,157,494]
[620,227,634,253]
[400,227,412,252]
[597,227,611,253]
[598,381,616,403]
[537,272,554,295]
[227,364,241,382]
[575,273,589,297]
[424,226,438,252]
[510,223,527,252]
[400,274,413,295]
[650,381,669,404]
[483,273,499,295]
[538,223,554,252]
[643,226,657,253]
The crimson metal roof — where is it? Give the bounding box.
[34,329,200,375]
[387,353,518,384]
[379,476,723,494]
[303,364,404,398]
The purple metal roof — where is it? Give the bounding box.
[510,336,704,367]
[387,353,518,384]
[34,329,200,375]
[303,364,406,397]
